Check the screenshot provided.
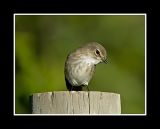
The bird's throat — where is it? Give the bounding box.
[80,56,100,65]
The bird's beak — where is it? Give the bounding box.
[102,58,108,64]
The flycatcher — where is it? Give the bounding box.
[64,42,107,91]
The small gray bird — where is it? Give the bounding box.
[64,42,107,91]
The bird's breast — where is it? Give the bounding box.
[68,59,95,86]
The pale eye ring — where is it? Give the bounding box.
[95,49,100,55]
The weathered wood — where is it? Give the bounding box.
[31,91,121,114]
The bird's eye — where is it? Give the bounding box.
[95,49,100,55]
[96,49,100,55]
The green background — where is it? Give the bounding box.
[15,15,145,114]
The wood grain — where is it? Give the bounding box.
[31,91,121,114]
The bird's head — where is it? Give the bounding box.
[81,42,108,65]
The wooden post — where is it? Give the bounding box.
[31,91,121,114]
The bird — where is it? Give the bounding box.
[64,42,107,91]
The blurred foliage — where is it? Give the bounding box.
[15,15,145,114]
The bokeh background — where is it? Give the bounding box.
[15,15,145,114]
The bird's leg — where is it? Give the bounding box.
[86,86,90,91]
